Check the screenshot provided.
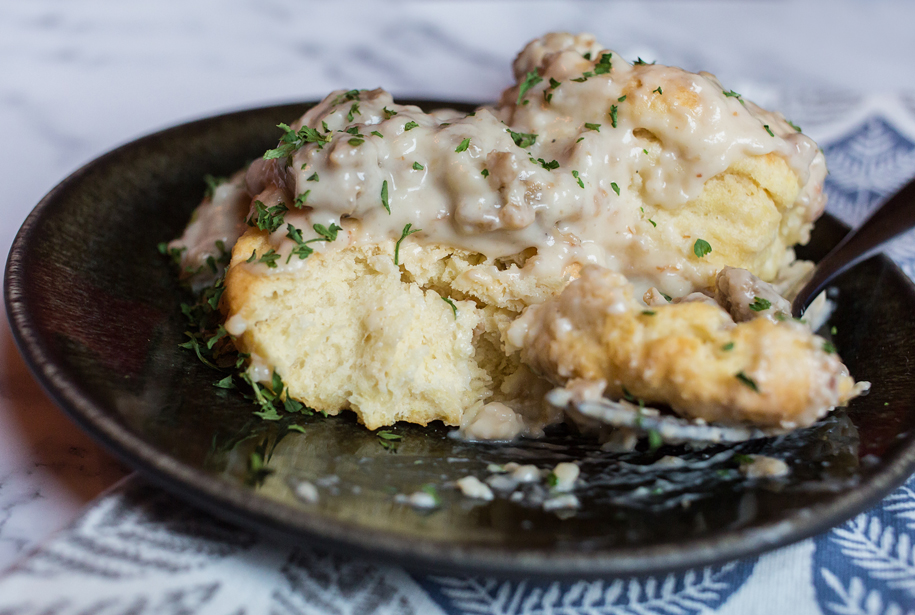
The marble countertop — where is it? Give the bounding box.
[2,0,914,572]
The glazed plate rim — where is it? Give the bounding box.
[6,100,915,578]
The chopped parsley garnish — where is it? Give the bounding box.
[572,170,584,188]
[455,138,471,153]
[203,174,227,198]
[618,95,627,102]
[377,430,402,452]
[383,106,398,119]
[749,297,772,312]
[214,375,235,389]
[723,90,742,99]
[584,123,601,132]
[246,250,257,263]
[736,371,759,392]
[787,120,803,133]
[609,104,618,128]
[371,130,384,138]
[285,222,342,263]
[642,310,657,316]
[345,126,361,135]
[660,291,672,302]
[693,238,712,258]
[381,180,390,213]
[442,296,458,319]
[306,173,319,182]
[346,102,361,122]
[823,341,837,354]
[593,52,613,75]
[263,123,332,160]
[652,86,663,95]
[583,52,592,60]
[517,70,544,104]
[537,158,559,171]
[648,429,663,451]
[247,200,288,232]
[722,342,735,351]
[507,128,538,148]
[633,57,652,65]
[348,138,364,146]
[295,191,310,208]
[610,182,620,195]
[331,89,362,105]
[394,223,421,265]
[258,249,280,268]
[576,137,584,143]
[403,120,419,131]
[481,169,489,177]
[648,218,657,227]
[831,325,838,335]
[764,124,775,137]
[412,161,424,170]
[157,242,185,267]
[549,77,561,89]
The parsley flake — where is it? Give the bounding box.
[693,238,712,258]
[348,137,364,146]
[481,169,489,177]
[723,90,742,99]
[294,191,310,208]
[787,120,803,132]
[648,218,657,227]
[610,182,620,195]
[572,169,584,188]
[749,297,772,312]
[823,341,837,354]
[764,124,775,137]
[441,296,458,319]
[618,95,627,102]
[394,223,421,265]
[736,371,759,391]
[381,180,390,214]
[584,122,601,132]
[549,77,561,89]
[538,158,559,171]
[383,106,398,119]
[377,430,402,452]
[507,128,538,148]
[653,86,663,95]
[642,310,657,316]
[371,130,384,138]
[593,52,613,75]
[517,70,543,104]
[403,121,419,131]
[247,200,288,232]
[610,104,618,128]
[455,138,471,153]
[214,375,235,389]
[258,249,280,268]
[306,173,319,182]
[346,102,361,122]
[263,123,332,160]
[412,161,424,170]
[722,342,735,351]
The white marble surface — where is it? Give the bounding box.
[1,0,914,572]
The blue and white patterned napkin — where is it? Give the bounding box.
[1,96,914,615]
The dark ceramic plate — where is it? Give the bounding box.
[6,101,915,578]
